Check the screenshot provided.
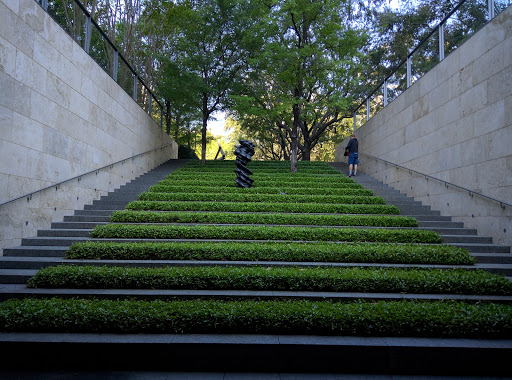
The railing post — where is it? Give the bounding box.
[133,75,138,101]
[366,98,370,121]
[488,0,495,20]
[84,16,92,54]
[353,112,356,132]
[160,107,164,131]
[407,55,412,88]
[439,23,445,61]
[148,92,152,115]
[383,80,388,107]
[41,0,48,11]
[113,50,118,82]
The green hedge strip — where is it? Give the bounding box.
[66,241,475,265]
[148,185,371,196]
[1,298,511,338]
[137,192,386,205]
[125,201,400,214]
[110,210,418,227]
[27,266,512,295]
[157,178,363,189]
[91,224,442,244]
[167,172,350,181]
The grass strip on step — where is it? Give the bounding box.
[66,241,475,265]
[110,210,418,228]
[91,224,442,244]
[137,192,386,205]
[125,201,400,214]
[175,167,340,174]
[167,172,351,182]
[148,185,371,196]
[1,298,511,338]
[157,178,363,189]
[27,266,512,295]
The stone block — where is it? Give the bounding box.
[437,96,461,127]
[0,71,32,117]
[0,1,34,58]
[1,0,18,14]
[41,11,74,60]
[15,48,47,93]
[18,0,44,35]
[0,104,13,140]
[46,71,71,109]
[485,6,512,49]
[428,80,450,113]
[11,112,44,151]
[437,47,461,85]
[29,90,58,127]
[449,64,473,99]
[489,126,512,160]
[69,88,91,122]
[459,26,488,68]
[472,41,506,85]
[475,158,508,190]
[460,81,487,117]
[473,99,506,137]
[0,35,17,78]
[487,64,512,104]
[0,139,29,177]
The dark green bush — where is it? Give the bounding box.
[27,266,512,295]
[125,201,400,214]
[148,184,370,196]
[110,210,418,227]
[66,241,475,265]
[137,192,386,205]
[91,224,442,244]
[1,298,511,338]
[178,145,199,159]
[157,178,362,189]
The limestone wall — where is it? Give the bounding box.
[336,6,512,246]
[0,0,177,250]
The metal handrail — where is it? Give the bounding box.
[0,143,175,208]
[352,0,510,130]
[36,0,167,131]
[361,153,511,209]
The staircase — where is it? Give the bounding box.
[0,160,511,375]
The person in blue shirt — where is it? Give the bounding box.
[346,134,359,177]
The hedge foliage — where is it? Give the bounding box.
[126,201,400,214]
[137,192,386,205]
[157,178,363,189]
[148,184,370,196]
[28,266,511,295]
[110,210,418,227]
[66,241,475,265]
[167,172,352,182]
[1,298,511,338]
[91,224,442,244]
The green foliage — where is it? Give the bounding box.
[178,145,200,159]
[110,210,417,227]
[158,178,361,189]
[148,184,367,195]
[66,241,475,265]
[125,200,400,214]
[27,266,512,295]
[1,298,511,338]
[137,192,386,205]
[91,224,442,244]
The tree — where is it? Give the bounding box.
[232,0,367,171]
[161,0,262,164]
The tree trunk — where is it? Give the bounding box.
[201,94,208,165]
[165,100,171,136]
[290,103,300,173]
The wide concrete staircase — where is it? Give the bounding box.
[0,160,511,375]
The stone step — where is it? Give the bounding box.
[0,333,510,375]
[441,234,493,244]
[473,252,512,264]
[3,246,69,257]
[0,283,511,303]
[63,215,110,222]
[451,242,510,253]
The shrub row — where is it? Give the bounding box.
[137,192,386,205]
[175,167,340,174]
[167,172,348,180]
[91,224,442,244]
[148,185,371,196]
[125,201,401,214]
[66,241,475,265]
[110,210,418,228]
[157,178,363,189]
[183,160,334,168]
[1,298,511,338]
[27,266,512,295]
[166,173,354,183]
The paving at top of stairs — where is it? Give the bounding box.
[1,159,512,375]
